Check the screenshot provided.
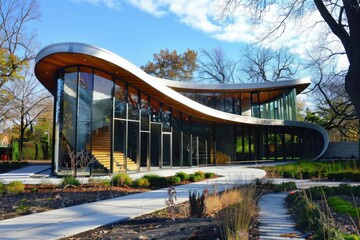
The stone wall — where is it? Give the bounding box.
[321,141,358,160]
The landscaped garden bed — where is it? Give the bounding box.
[0,171,217,220]
[286,185,360,239]
[263,160,360,181]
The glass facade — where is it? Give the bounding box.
[53,66,325,176]
[179,88,297,120]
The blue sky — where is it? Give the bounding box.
[32,0,346,72]
[34,0,246,67]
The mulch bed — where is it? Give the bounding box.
[0,185,147,220]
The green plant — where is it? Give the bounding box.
[286,189,350,239]
[344,234,360,240]
[15,204,30,213]
[205,172,216,178]
[6,181,25,194]
[194,171,205,180]
[11,141,20,161]
[60,176,81,188]
[273,182,297,192]
[0,182,6,195]
[264,161,360,180]
[168,176,181,185]
[143,174,168,188]
[175,171,189,181]
[188,174,200,182]
[88,178,111,188]
[328,197,360,218]
[111,173,132,187]
[132,177,150,188]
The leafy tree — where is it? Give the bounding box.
[0,0,39,89]
[220,0,360,119]
[141,48,198,81]
[197,47,239,84]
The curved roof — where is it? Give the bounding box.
[34,42,328,159]
[156,77,310,94]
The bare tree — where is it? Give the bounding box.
[197,47,239,84]
[6,69,52,160]
[220,0,360,119]
[0,0,40,89]
[241,46,298,83]
[304,51,358,141]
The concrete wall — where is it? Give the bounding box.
[321,141,359,160]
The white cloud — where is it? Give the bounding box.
[70,0,121,9]
[73,0,347,67]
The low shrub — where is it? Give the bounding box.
[188,174,201,182]
[281,170,293,178]
[328,172,345,181]
[15,204,30,213]
[345,172,360,182]
[0,182,6,195]
[7,180,25,194]
[111,173,132,187]
[168,176,181,185]
[175,171,189,181]
[300,170,311,179]
[89,178,111,188]
[205,172,216,178]
[272,181,297,192]
[143,174,168,188]
[194,171,206,180]
[60,176,81,188]
[132,177,150,188]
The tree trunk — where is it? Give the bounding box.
[19,116,24,161]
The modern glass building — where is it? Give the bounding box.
[35,42,329,176]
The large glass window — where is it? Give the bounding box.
[91,71,113,173]
[150,99,161,122]
[140,93,150,131]
[58,67,78,174]
[128,86,139,120]
[127,121,139,170]
[162,105,171,132]
[77,67,93,153]
[251,92,260,118]
[114,80,126,119]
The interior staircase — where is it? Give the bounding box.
[89,127,138,172]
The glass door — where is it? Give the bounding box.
[162,133,172,168]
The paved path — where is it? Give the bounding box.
[0,165,53,184]
[258,192,304,240]
[0,166,266,240]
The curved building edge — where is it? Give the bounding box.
[35,42,329,161]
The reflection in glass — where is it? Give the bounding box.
[114,80,126,119]
[58,67,78,174]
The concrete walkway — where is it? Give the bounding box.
[258,192,304,240]
[0,165,53,184]
[0,166,266,240]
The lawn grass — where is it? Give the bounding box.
[328,197,360,219]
